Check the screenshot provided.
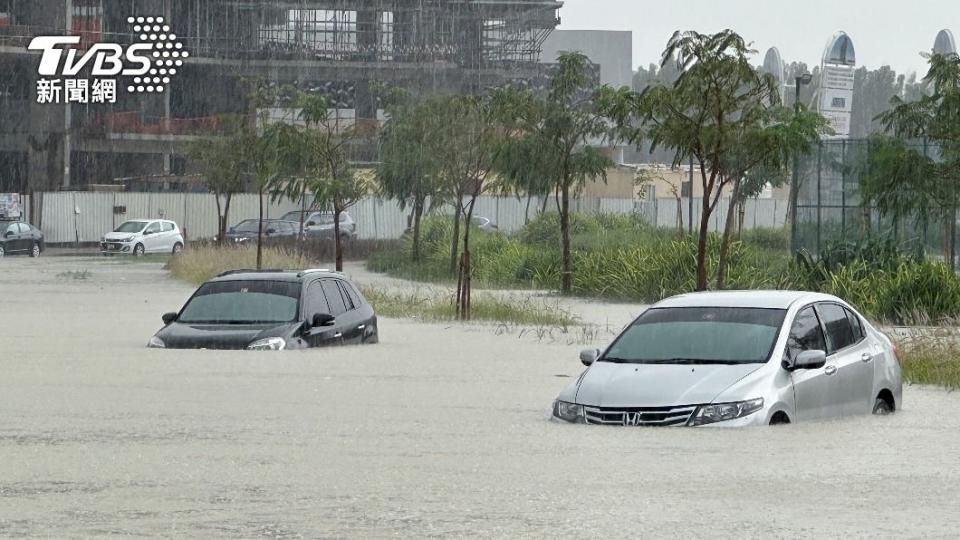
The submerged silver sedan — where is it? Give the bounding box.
[552,291,902,427]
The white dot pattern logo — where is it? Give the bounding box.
[126,15,188,95]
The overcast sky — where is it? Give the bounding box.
[558,0,959,76]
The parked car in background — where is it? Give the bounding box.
[279,210,357,241]
[222,219,300,244]
[552,291,902,427]
[148,268,378,350]
[101,219,184,256]
[0,220,44,258]
[471,216,499,233]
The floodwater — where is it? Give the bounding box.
[1,256,959,538]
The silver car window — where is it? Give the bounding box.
[818,303,856,353]
[786,306,827,360]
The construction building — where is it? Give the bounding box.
[0,0,562,200]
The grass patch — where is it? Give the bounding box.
[56,270,91,280]
[167,245,309,285]
[900,351,960,390]
[360,286,580,327]
[896,328,960,390]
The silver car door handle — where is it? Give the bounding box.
[861,352,873,363]
[824,365,838,376]
[333,332,342,338]
[357,324,365,330]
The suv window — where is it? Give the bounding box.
[818,303,856,353]
[162,222,175,232]
[337,281,355,310]
[305,281,331,316]
[786,306,826,361]
[844,307,864,342]
[17,223,29,234]
[144,222,161,234]
[340,281,362,308]
[5,222,18,235]
[321,280,347,316]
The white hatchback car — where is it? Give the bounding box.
[101,219,184,256]
[553,291,903,427]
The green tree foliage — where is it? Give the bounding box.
[377,92,445,261]
[499,52,613,294]
[605,30,827,290]
[871,52,960,268]
[187,114,250,244]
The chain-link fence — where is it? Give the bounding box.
[792,138,957,267]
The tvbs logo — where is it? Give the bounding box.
[28,16,189,104]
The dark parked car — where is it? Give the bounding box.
[222,219,300,244]
[148,269,378,350]
[0,220,44,258]
[279,210,357,241]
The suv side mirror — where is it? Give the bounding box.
[162,312,178,325]
[311,313,336,328]
[785,349,827,371]
[580,348,600,367]
[3,230,12,238]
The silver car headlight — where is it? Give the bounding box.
[147,336,166,348]
[689,398,764,426]
[247,337,286,351]
[552,400,584,423]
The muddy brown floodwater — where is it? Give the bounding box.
[1,256,959,538]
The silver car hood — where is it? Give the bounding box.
[575,361,763,408]
[104,232,138,241]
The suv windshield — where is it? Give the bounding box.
[115,221,148,233]
[233,220,261,233]
[602,307,787,364]
[178,280,301,324]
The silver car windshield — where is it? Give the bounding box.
[602,307,787,365]
[114,221,147,233]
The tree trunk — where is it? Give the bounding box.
[695,191,711,291]
[716,182,742,290]
[449,205,461,275]
[298,184,308,262]
[457,199,478,320]
[223,192,233,246]
[214,192,224,246]
[525,193,532,224]
[540,193,549,215]
[411,197,424,261]
[333,206,343,272]
[256,186,264,270]
[737,200,745,240]
[560,181,572,294]
[676,195,684,239]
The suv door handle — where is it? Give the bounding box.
[824,365,838,376]
[357,324,365,330]
[333,332,342,338]
[861,352,873,363]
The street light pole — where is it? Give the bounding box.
[790,74,813,253]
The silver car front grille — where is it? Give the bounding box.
[583,405,698,426]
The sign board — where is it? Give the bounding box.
[820,111,851,139]
[821,64,855,92]
[0,193,22,219]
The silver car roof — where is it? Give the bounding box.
[653,290,839,310]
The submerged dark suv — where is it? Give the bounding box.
[148,269,378,350]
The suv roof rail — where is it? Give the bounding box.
[298,268,343,277]
[216,268,289,277]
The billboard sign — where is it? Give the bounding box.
[819,32,856,138]
[0,193,22,219]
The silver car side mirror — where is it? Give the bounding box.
[785,349,827,371]
[580,348,600,367]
